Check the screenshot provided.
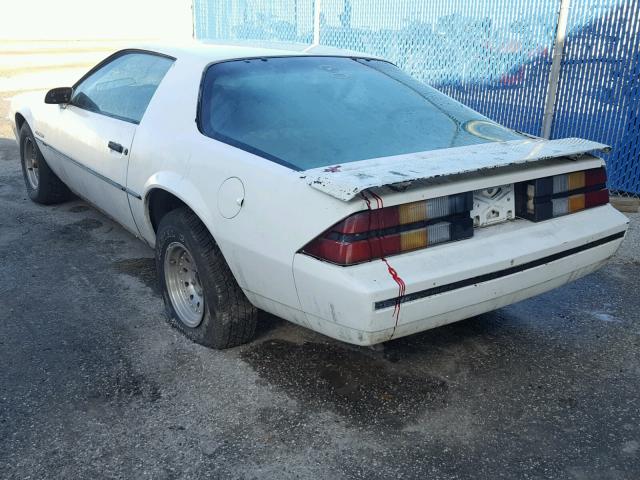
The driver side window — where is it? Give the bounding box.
[72,51,174,124]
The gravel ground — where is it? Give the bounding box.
[1,87,639,479]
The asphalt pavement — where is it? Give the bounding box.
[1,81,639,478]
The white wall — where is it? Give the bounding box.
[0,0,193,40]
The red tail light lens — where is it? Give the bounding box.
[515,167,609,221]
[302,193,474,266]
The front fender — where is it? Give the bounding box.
[9,91,45,142]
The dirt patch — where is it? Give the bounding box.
[68,205,90,213]
[112,257,158,293]
[87,357,161,405]
[74,218,102,230]
[58,218,102,236]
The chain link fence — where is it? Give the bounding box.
[193,0,640,197]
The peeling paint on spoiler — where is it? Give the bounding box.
[305,137,610,201]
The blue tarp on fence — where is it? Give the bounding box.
[193,0,640,195]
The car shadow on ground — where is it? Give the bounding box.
[242,304,513,423]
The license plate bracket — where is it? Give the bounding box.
[471,184,515,227]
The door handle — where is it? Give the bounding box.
[108,141,126,154]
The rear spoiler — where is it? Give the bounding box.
[304,137,609,201]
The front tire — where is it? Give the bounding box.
[156,207,257,349]
[19,123,72,204]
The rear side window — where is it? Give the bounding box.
[198,56,522,170]
[72,52,174,124]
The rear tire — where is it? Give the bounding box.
[19,123,72,204]
[156,207,257,349]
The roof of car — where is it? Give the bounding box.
[131,40,379,64]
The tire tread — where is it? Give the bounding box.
[157,207,257,349]
[19,124,72,205]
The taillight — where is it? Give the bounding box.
[301,193,474,266]
[515,167,609,222]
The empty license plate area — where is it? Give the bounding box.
[471,184,515,227]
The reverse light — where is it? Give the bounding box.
[301,193,474,266]
[515,167,609,222]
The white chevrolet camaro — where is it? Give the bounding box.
[10,43,629,349]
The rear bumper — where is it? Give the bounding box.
[292,205,629,345]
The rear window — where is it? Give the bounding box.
[198,56,522,170]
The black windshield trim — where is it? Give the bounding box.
[209,130,302,170]
[72,48,176,90]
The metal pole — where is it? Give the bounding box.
[541,0,571,139]
[190,0,197,39]
[313,0,322,46]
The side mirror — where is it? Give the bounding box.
[45,87,73,104]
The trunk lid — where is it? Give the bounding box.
[304,137,609,201]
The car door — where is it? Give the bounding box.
[48,51,174,233]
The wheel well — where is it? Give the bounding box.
[148,189,189,233]
[15,113,26,132]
